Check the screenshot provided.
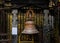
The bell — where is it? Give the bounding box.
[22,20,39,34]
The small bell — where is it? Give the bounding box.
[22,20,39,34]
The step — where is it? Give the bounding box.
[0,39,9,42]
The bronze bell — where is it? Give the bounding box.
[22,20,39,34]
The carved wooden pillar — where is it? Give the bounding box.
[43,9,50,43]
[12,9,18,43]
